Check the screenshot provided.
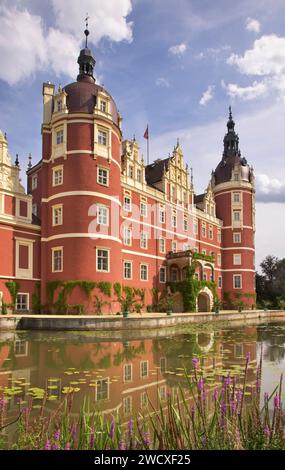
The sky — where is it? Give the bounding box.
[0,0,285,269]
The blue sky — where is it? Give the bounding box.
[0,0,285,267]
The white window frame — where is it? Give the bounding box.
[96,248,110,273]
[233,232,241,243]
[159,208,165,224]
[233,274,242,289]
[52,204,63,226]
[159,266,166,283]
[171,213,177,228]
[124,196,132,212]
[140,263,148,281]
[140,232,148,249]
[209,225,213,240]
[123,364,133,383]
[123,261,132,280]
[97,167,109,186]
[233,253,242,265]
[123,227,132,246]
[140,360,149,378]
[98,129,108,146]
[140,202,147,218]
[31,175,38,190]
[159,237,165,254]
[52,166,63,187]
[137,169,142,182]
[100,100,107,113]
[172,241,177,253]
[97,205,109,226]
[233,192,241,204]
[56,128,64,145]
[32,203,37,217]
[16,293,29,311]
[52,246,63,273]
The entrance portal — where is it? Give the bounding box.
[197,287,213,312]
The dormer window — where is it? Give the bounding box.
[234,173,239,181]
[100,100,107,113]
[128,166,134,179]
[137,169,142,182]
[57,100,62,112]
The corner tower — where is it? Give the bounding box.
[212,108,256,309]
[38,26,123,308]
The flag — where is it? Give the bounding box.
[143,125,149,140]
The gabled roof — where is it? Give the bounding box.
[145,157,170,185]
[194,193,205,205]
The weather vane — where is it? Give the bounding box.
[84,14,90,48]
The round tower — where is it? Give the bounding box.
[40,27,122,311]
[212,108,256,309]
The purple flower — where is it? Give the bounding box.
[246,352,251,362]
[192,358,198,370]
[143,432,150,447]
[119,439,125,450]
[44,439,51,450]
[224,376,231,387]
[274,395,280,410]
[236,389,243,402]
[198,377,204,392]
[54,429,60,441]
[89,430,95,449]
[128,418,133,438]
[51,443,58,450]
[65,442,71,450]
[71,423,77,441]
[220,400,226,416]
[213,389,219,401]
[110,416,115,440]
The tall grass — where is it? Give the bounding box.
[0,354,284,450]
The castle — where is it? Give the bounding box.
[0,29,256,314]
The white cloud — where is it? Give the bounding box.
[199,85,214,106]
[168,43,187,56]
[255,174,285,202]
[222,80,268,101]
[155,77,170,88]
[51,0,133,44]
[227,35,285,76]
[0,1,133,85]
[245,17,261,34]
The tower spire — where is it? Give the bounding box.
[84,14,90,48]
[223,106,239,157]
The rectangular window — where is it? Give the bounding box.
[52,205,63,226]
[159,386,167,401]
[184,218,188,231]
[98,129,107,146]
[97,205,108,226]
[31,175,38,190]
[57,100,62,112]
[217,230,221,243]
[140,391,148,408]
[56,129,64,145]
[160,357,167,374]
[123,227,132,246]
[172,241,177,253]
[202,224,206,237]
[128,165,134,178]
[159,238,165,253]
[218,276,222,288]
[140,360,149,378]
[140,264,148,281]
[97,168,109,186]
[137,169,142,182]
[123,396,132,415]
[233,232,241,243]
[171,213,177,228]
[96,249,109,272]
[140,202,147,217]
[233,211,241,221]
[100,100,107,113]
[217,254,221,266]
[52,247,63,273]
[32,204,37,217]
[159,208,165,224]
[209,226,213,239]
[140,232,148,249]
[123,261,132,279]
[159,266,166,283]
[124,196,132,212]
[193,221,198,235]
[96,379,109,401]
[233,192,241,203]
[233,254,242,265]
[53,167,63,186]
[16,293,29,311]
[171,267,178,282]
[123,364,132,383]
[233,274,242,289]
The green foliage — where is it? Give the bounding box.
[46,280,96,314]
[192,251,215,263]
[32,282,42,314]
[98,282,112,297]
[5,281,20,312]
[46,281,64,304]
[113,282,122,298]
[257,255,285,308]
[1,301,8,315]
[94,295,110,315]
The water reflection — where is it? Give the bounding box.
[1,323,285,439]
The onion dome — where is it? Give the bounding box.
[63,24,120,126]
[213,107,252,185]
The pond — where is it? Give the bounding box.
[0,322,285,447]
